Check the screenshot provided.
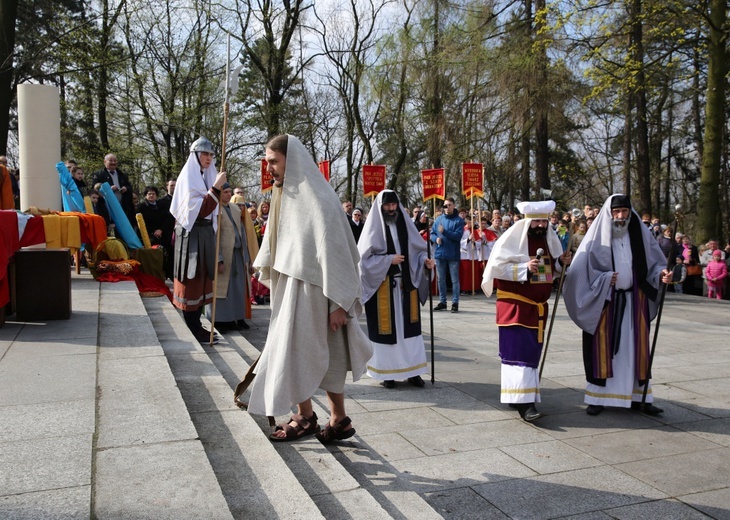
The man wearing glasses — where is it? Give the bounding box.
[430,197,465,312]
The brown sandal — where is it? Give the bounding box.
[316,416,355,444]
[269,412,320,442]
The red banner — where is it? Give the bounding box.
[261,159,272,193]
[421,168,445,202]
[362,164,386,198]
[318,160,330,182]
[462,163,483,198]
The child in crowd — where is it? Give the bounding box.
[671,256,686,294]
[705,250,727,299]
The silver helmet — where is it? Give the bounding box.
[190,136,215,154]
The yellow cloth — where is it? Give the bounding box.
[41,214,81,253]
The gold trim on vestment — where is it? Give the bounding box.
[501,388,541,395]
[367,362,428,374]
[524,213,550,219]
[409,289,418,323]
[585,388,653,400]
[377,278,392,335]
[512,264,519,281]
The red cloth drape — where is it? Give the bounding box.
[0,211,20,307]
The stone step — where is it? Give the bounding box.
[95,282,232,519]
[202,308,443,519]
[142,296,323,519]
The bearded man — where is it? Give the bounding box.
[563,195,672,416]
[247,135,373,444]
[482,201,571,421]
[358,190,434,389]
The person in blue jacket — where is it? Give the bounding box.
[430,197,466,312]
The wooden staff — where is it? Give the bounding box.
[640,207,681,408]
[209,36,232,346]
[427,217,436,384]
[538,221,571,379]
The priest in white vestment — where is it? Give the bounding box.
[247,135,373,444]
[563,195,672,416]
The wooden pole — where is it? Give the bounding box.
[209,36,231,347]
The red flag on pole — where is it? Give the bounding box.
[421,168,445,202]
[318,160,330,182]
[261,159,273,193]
[363,164,386,198]
[462,163,484,198]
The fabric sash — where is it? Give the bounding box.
[495,289,547,343]
[590,285,651,384]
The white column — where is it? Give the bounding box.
[18,84,62,211]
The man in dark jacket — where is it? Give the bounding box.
[430,197,465,312]
[92,154,134,225]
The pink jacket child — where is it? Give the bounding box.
[705,250,727,299]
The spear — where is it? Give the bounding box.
[209,36,233,346]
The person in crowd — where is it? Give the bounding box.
[501,215,512,232]
[671,255,687,293]
[349,207,365,243]
[70,166,87,196]
[705,250,727,300]
[156,179,177,279]
[431,197,465,313]
[248,206,263,245]
[233,186,245,197]
[583,204,593,218]
[135,186,168,247]
[358,190,434,389]
[205,183,258,332]
[247,134,372,444]
[586,215,595,229]
[342,200,353,219]
[459,217,484,294]
[92,154,134,224]
[0,156,14,209]
[489,215,503,237]
[257,200,271,230]
[415,211,429,234]
[656,225,676,260]
[641,213,652,228]
[563,195,672,417]
[480,219,499,262]
[680,235,701,295]
[169,137,227,345]
[88,189,111,227]
[568,220,587,254]
[482,200,571,422]
[158,179,176,210]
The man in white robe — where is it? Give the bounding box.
[563,195,672,416]
[247,135,373,444]
[358,190,434,389]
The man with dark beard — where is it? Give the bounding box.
[358,190,435,389]
[482,201,572,421]
[563,195,672,416]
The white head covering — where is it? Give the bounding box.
[170,151,218,232]
[357,189,429,304]
[253,135,363,313]
[563,194,667,334]
[481,200,562,297]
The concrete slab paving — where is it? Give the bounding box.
[679,488,730,519]
[94,441,233,519]
[0,399,95,443]
[0,486,90,520]
[615,447,730,497]
[0,434,93,496]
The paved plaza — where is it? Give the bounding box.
[1,272,729,519]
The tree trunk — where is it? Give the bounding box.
[696,0,727,243]
[631,0,651,215]
[534,0,549,195]
[0,0,19,155]
[623,92,632,195]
